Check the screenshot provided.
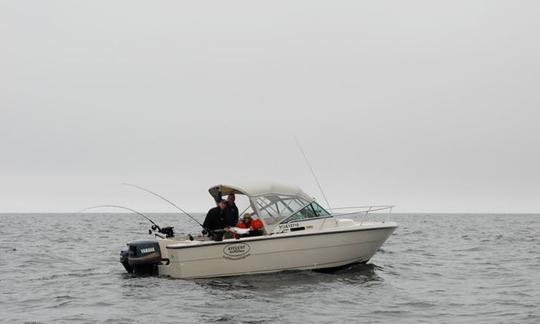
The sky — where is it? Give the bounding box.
[1,1,539,213]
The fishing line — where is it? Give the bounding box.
[80,204,161,230]
[122,183,207,231]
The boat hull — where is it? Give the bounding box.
[158,224,397,279]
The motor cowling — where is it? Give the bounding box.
[120,241,162,275]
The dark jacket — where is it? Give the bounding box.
[203,206,227,232]
[224,203,239,227]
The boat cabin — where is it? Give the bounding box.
[208,182,332,234]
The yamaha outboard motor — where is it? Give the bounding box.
[120,241,162,275]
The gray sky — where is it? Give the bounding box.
[1,1,539,213]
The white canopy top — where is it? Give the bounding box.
[208,182,312,201]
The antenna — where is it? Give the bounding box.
[294,137,332,211]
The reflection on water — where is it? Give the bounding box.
[196,263,381,293]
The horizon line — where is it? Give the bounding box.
[0,211,538,215]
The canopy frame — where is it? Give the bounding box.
[208,182,315,228]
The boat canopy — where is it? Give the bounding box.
[208,182,312,201]
[208,182,315,225]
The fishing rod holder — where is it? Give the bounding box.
[149,225,175,238]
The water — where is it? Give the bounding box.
[1,213,539,323]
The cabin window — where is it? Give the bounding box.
[281,201,331,223]
[311,202,330,217]
[253,195,310,225]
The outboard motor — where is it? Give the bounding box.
[120,241,162,275]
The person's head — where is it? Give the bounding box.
[218,199,227,210]
[242,213,252,224]
[227,193,235,204]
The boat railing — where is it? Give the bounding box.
[331,205,395,223]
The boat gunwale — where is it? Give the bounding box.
[166,222,398,250]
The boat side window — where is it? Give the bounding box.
[282,201,331,223]
[311,202,330,217]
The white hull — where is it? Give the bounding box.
[157,222,397,279]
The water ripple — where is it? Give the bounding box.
[0,213,539,323]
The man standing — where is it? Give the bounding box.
[224,193,239,227]
[203,199,227,240]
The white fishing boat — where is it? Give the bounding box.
[120,182,397,279]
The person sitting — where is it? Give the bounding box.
[202,199,227,241]
[236,213,264,237]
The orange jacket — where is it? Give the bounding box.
[237,221,248,229]
[237,219,264,231]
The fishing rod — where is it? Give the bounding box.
[122,183,207,231]
[294,137,333,211]
[80,204,161,231]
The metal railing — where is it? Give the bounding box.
[330,205,395,223]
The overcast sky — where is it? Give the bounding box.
[1,1,539,213]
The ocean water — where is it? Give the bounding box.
[0,213,539,323]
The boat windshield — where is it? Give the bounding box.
[280,201,331,223]
[252,195,311,225]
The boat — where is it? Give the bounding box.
[120,182,397,279]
